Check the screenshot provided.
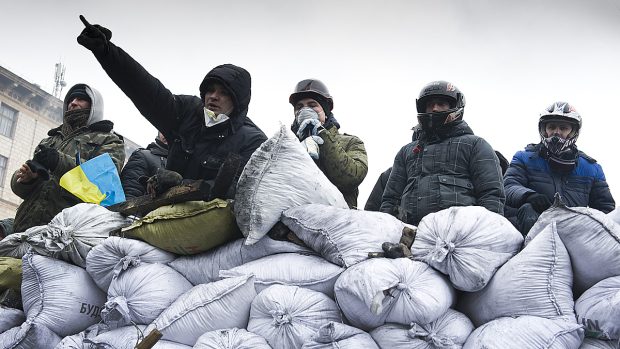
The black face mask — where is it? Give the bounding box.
[541,145,578,173]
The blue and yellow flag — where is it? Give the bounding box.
[59,153,125,206]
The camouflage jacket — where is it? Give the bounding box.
[11,121,125,233]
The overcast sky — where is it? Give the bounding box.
[2,0,619,206]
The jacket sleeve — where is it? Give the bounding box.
[364,168,392,211]
[504,151,537,207]
[588,164,616,213]
[469,138,506,215]
[52,133,126,178]
[10,170,44,199]
[120,150,149,199]
[380,148,408,216]
[318,128,368,192]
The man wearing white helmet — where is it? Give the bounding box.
[504,101,615,234]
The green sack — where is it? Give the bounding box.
[0,257,22,291]
[121,199,242,255]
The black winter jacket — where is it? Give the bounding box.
[121,139,168,199]
[364,167,392,211]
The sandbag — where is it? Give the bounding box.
[281,204,406,267]
[234,125,348,245]
[302,322,378,349]
[370,308,473,349]
[463,316,584,349]
[54,323,108,349]
[0,231,37,258]
[121,199,241,255]
[21,252,107,337]
[194,328,271,349]
[168,236,313,285]
[86,236,176,292]
[248,284,342,349]
[102,263,193,328]
[575,276,620,340]
[580,338,620,349]
[219,253,343,297]
[146,275,256,346]
[526,202,620,296]
[334,258,455,331]
[0,306,25,334]
[608,207,620,225]
[0,257,22,291]
[0,322,61,349]
[411,206,524,291]
[83,325,191,348]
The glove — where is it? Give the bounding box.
[77,15,112,56]
[301,136,324,160]
[25,160,50,181]
[296,118,324,140]
[525,193,552,213]
[295,107,319,125]
[32,145,60,172]
[145,168,183,198]
[517,203,540,235]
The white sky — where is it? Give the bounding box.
[1,0,619,207]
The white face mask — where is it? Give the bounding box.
[204,108,231,128]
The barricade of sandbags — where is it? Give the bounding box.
[0,305,25,333]
[234,125,348,245]
[334,258,455,331]
[102,263,193,328]
[302,322,379,349]
[462,316,584,349]
[411,206,523,291]
[121,199,241,255]
[248,284,342,349]
[526,202,620,296]
[0,321,61,349]
[458,222,575,326]
[169,236,313,285]
[219,253,344,297]
[575,275,620,340]
[281,204,405,267]
[194,328,271,349]
[0,230,38,258]
[369,309,474,349]
[82,325,191,348]
[86,236,177,292]
[580,338,620,349]
[0,256,22,292]
[145,275,257,346]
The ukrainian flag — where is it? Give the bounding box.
[59,153,125,206]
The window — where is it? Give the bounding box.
[0,103,18,138]
[0,155,7,187]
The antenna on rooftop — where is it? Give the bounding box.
[52,62,67,99]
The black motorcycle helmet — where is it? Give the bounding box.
[416,81,465,133]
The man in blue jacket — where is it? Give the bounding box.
[504,101,615,234]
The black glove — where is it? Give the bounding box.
[77,15,112,56]
[25,160,50,181]
[32,145,60,172]
[525,193,552,213]
[145,168,183,198]
[517,203,540,236]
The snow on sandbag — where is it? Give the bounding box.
[248,285,342,349]
[21,252,107,336]
[194,328,271,349]
[54,323,109,349]
[281,204,406,267]
[145,275,256,346]
[26,203,131,267]
[0,229,40,258]
[102,263,193,328]
[458,222,575,327]
[575,276,620,340]
[169,236,313,285]
[0,257,22,292]
[580,338,620,349]
[83,325,191,348]
[0,321,61,349]
[334,258,455,331]
[302,322,379,349]
[525,201,620,296]
[219,253,344,297]
[234,125,348,246]
[411,206,523,291]
[370,309,474,349]
[0,306,25,333]
[462,316,584,349]
[86,236,176,292]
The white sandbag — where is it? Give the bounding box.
[234,125,348,245]
[0,230,39,258]
[102,263,193,328]
[83,325,191,348]
[219,253,343,297]
[580,338,620,349]
[575,275,620,340]
[146,275,256,346]
[334,258,455,331]
[608,207,620,225]
[458,222,575,327]
[411,206,524,291]
[168,236,313,285]
[302,322,378,349]
[370,308,473,349]
[54,323,109,349]
[194,328,271,349]
[463,316,584,349]
[526,202,620,296]
[0,306,25,333]
[248,284,342,349]
[86,236,176,292]
[21,252,107,336]
[0,321,61,349]
[281,204,406,267]
[27,203,131,267]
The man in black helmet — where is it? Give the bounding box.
[504,101,615,234]
[76,16,267,199]
[289,79,368,208]
[380,81,505,225]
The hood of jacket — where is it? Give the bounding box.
[63,83,104,126]
[199,64,251,120]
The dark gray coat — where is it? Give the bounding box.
[120,140,168,199]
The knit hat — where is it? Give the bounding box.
[67,86,91,103]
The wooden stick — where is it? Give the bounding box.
[134,329,162,349]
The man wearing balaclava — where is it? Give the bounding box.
[8,83,125,233]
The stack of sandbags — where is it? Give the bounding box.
[82,325,191,348]
[193,328,271,349]
[575,275,620,341]
[302,322,378,349]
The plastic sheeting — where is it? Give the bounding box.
[194,328,271,349]
[575,275,620,340]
